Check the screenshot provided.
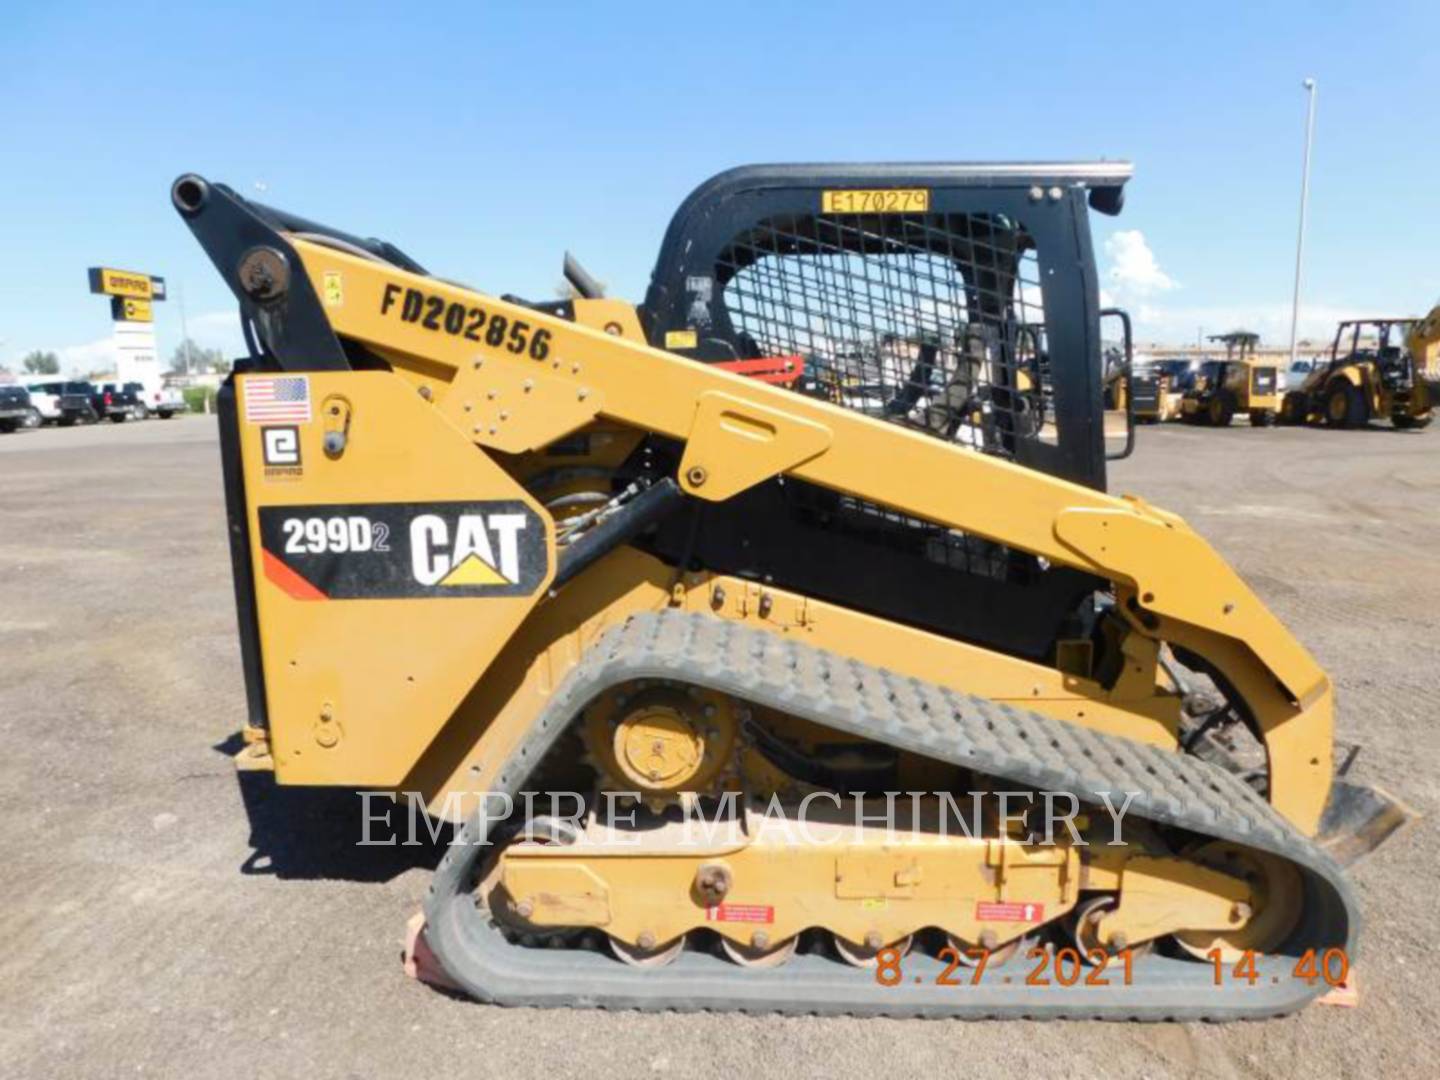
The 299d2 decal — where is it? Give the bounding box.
[380,283,552,359]
[257,501,547,601]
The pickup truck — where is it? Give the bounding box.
[23,381,64,424]
[132,381,187,419]
[28,380,98,426]
[91,383,136,423]
[99,380,188,419]
[0,384,39,432]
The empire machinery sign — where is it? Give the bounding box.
[87,266,167,384]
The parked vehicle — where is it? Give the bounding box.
[56,381,99,425]
[132,380,188,419]
[23,381,65,424]
[27,380,95,426]
[88,382,136,422]
[120,382,151,420]
[1279,357,1317,392]
[0,384,40,432]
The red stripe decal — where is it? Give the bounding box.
[262,549,328,601]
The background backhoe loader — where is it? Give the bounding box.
[1281,316,1434,429]
[175,162,1404,1019]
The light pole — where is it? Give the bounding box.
[1288,78,1318,367]
[178,282,191,373]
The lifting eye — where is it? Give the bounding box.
[171,175,208,214]
[322,395,352,457]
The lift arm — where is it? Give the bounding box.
[174,175,1334,833]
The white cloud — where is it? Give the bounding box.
[3,308,246,378]
[175,310,246,358]
[1128,302,1364,351]
[53,336,116,377]
[1104,230,1176,297]
[188,310,243,336]
[1098,230,1354,348]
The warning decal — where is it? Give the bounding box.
[974,901,1045,923]
[704,903,775,925]
[257,500,547,600]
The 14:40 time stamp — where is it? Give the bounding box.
[874,945,1351,988]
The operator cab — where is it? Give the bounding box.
[639,163,1134,491]
[1331,319,1418,389]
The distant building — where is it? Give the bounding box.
[165,370,227,390]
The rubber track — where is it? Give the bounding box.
[424,610,1356,1020]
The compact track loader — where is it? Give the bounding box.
[176,163,1404,1020]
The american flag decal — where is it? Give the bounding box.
[243,375,312,424]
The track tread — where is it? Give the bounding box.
[423,610,1356,1020]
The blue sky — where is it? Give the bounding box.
[3,0,1436,373]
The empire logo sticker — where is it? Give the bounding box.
[257,501,546,600]
[261,426,303,481]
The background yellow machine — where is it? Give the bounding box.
[1180,332,1279,426]
[1413,301,1440,402]
[1281,317,1434,429]
[174,163,1401,1019]
[1130,358,1197,423]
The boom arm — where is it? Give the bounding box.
[174,175,1334,832]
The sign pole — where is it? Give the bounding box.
[87,266,167,387]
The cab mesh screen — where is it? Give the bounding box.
[715,211,1052,458]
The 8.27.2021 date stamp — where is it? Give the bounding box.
[874,945,1351,989]
[874,944,1139,988]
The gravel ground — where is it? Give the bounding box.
[1,416,1435,1080]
